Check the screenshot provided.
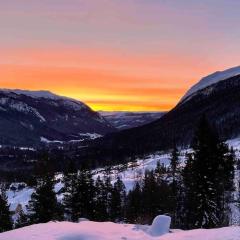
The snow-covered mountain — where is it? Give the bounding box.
[181,66,240,102]
[95,66,240,154]
[0,89,115,146]
[99,111,165,130]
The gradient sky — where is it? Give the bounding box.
[1,0,240,111]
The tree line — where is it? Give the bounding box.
[0,116,237,232]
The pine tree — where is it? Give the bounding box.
[63,166,95,222]
[103,172,113,220]
[28,175,63,224]
[169,146,181,227]
[126,181,142,223]
[142,170,162,223]
[182,116,235,229]
[93,176,108,221]
[110,176,126,222]
[0,185,12,233]
[77,168,95,219]
[170,145,180,182]
[62,161,81,222]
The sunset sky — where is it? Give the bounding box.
[1,0,240,111]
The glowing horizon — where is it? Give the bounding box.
[1,1,240,111]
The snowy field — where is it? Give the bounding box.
[6,137,240,213]
[7,152,173,212]
[0,220,239,240]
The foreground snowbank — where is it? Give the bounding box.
[0,221,239,240]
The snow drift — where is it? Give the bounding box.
[0,220,239,240]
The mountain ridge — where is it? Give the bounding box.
[181,65,240,102]
[0,89,115,146]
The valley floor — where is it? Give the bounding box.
[0,220,239,240]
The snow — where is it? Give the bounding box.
[93,153,173,191]
[0,98,46,122]
[181,66,240,103]
[148,215,171,236]
[6,137,240,219]
[0,221,239,240]
[78,133,102,140]
[0,89,66,100]
[7,187,34,212]
[40,137,63,144]
[0,89,87,111]
[40,133,102,144]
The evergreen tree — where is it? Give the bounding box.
[103,173,113,220]
[142,170,165,223]
[28,175,63,224]
[0,185,12,233]
[126,181,142,223]
[110,176,126,222]
[169,146,181,227]
[63,166,95,222]
[63,162,80,222]
[77,168,95,219]
[170,145,180,182]
[182,116,235,229]
[93,176,108,221]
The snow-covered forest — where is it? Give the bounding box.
[1,116,240,239]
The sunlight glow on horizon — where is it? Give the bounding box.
[1,1,240,111]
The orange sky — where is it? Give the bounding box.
[0,46,239,111]
[0,47,212,111]
[1,1,240,111]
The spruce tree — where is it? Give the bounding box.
[142,170,161,223]
[0,186,12,233]
[110,176,126,222]
[28,175,63,224]
[126,181,142,223]
[93,176,108,221]
[103,173,113,220]
[183,116,235,229]
[169,146,181,227]
[77,168,95,219]
[63,162,80,222]
[63,166,95,222]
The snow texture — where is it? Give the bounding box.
[0,89,87,111]
[0,89,67,100]
[181,66,240,103]
[6,138,240,221]
[148,215,171,236]
[0,220,239,240]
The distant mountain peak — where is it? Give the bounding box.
[0,89,74,101]
[181,65,240,103]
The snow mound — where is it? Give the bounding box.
[0,221,239,240]
[181,66,240,103]
[148,215,171,236]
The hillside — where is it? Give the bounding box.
[93,70,240,157]
[0,89,115,146]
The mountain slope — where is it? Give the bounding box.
[0,89,115,146]
[93,68,240,156]
[99,111,165,130]
[181,65,240,102]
